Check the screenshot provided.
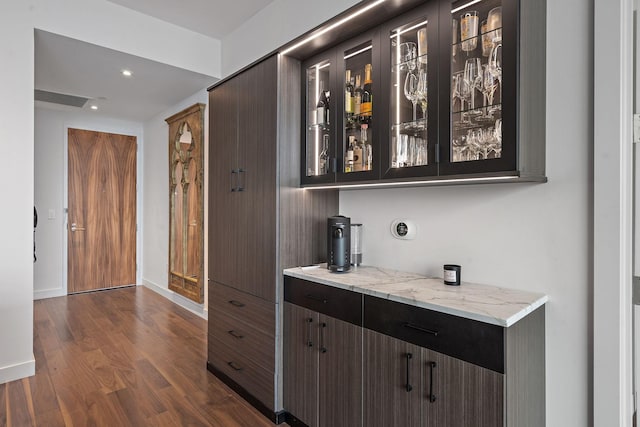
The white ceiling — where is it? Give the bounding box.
[106,0,275,39]
[34,0,277,122]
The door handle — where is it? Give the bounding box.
[405,353,413,392]
[427,361,437,402]
[237,168,245,192]
[70,223,85,232]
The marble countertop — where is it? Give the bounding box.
[283,264,548,327]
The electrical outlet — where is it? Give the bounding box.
[391,219,417,240]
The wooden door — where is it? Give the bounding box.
[235,56,278,301]
[363,329,422,427]
[67,128,136,293]
[208,76,240,290]
[318,314,362,427]
[422,348,503,427]
[283,303,319,427]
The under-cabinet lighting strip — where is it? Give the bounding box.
[390,19,429,38]
[280,0,387,55]
[344,45,373,60]
[451,0,483,14]
[304,175,520,190]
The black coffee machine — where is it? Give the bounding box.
[327,216,350,273]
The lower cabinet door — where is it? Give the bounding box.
[318,314,362,427]
[283,302,319,427]
[363,329,422,427]
[422,348,504,427]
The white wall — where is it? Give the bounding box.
[33,107,143,299]
[224,0,593,425]
[1,0,221,384]
[141,89,209,318]
[222,0,359,76]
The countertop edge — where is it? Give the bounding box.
[283,268,548,328]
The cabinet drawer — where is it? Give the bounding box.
[209,281,275,336]
[208,309,275,372]
[364,295,504,373]
[207,335,274,408]
[284,276,362,326]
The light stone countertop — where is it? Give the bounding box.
[283,264,548,327]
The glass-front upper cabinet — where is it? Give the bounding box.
[337,32,380,183]
[302,52,337,185]
[441,0,516,176]
[381,4,438,180]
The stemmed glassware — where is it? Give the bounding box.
[463,58,482,118]
[488,42,502,103]
[404,71,419,123]
[416,68,428,123]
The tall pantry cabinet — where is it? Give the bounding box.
[206,54,338,422]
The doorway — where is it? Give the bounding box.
[67,128,137,293]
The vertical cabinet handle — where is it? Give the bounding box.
[428,361,437,402]
[320,322,327,353]
[231,169,238,192]
[306,317,313,347]
[237,168,245,192]
[405,353,413,392]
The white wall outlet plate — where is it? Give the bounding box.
[391,219,416,240]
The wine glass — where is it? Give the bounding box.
[404,71,419,123]
[482,64,498,114]
[493,118,503,157]
[400,42,417,71]
[489,42,503,103]
[416,68,428,122]
[487,7,502,42]
[460,11,479,53]
[463,58,482,116]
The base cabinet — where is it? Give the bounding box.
[283,302,362,427]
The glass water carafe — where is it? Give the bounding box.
[305,60,332,177]
[389,17,429,169]
[450,0,503,163]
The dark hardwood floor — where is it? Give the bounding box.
[0,286,283,426]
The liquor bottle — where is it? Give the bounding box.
[316,82,326,127]
[345,135,356,173]
[354,74,362,119]
[353,136,363,172]
[361,64,373,122]
[361,124,372,170]
[324,89,331,126]
[319,134,330,175]
[345,70,354,123]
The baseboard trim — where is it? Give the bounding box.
[142,280,206,319]
[0,356,35,385]
[206,361,286,425]
[34,288,66,300]
[284,413,310,427]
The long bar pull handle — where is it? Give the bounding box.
[70,223,85,232]
[228,361,243,371]
[428,361,437,402]
[228,300,245,308]
[405,353,413,392]
[228,330,244,339]
[306,317,313,347]
[231,169,238,192]
[305,294,328,304]
[320,322,327,353]
[403,322,439,337]
[237,168,245,192]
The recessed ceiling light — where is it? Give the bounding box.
[121,69,132,77]
[90,105,98,110]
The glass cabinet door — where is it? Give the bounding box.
[382,5,438,180]
[337,33,380,182]
[302,54,337,185]
[442,0,515,175]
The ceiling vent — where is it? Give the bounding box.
[34,89,90,108]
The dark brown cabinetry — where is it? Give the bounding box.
[207,55,338,422]
[295,0,545,187]
[283,279,363,427]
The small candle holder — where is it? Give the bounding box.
[443,264,461,286]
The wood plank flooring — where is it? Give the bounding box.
[0,286,282,426]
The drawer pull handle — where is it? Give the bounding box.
[306,317,313,347]
[428,361,437,402]
[305,294,328,304]
[405,353,413,392]
[228,330,244,339]
[403,322,439,337]
[228,300,245,308]
[320,322,327,353]
[228,361,243,372]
